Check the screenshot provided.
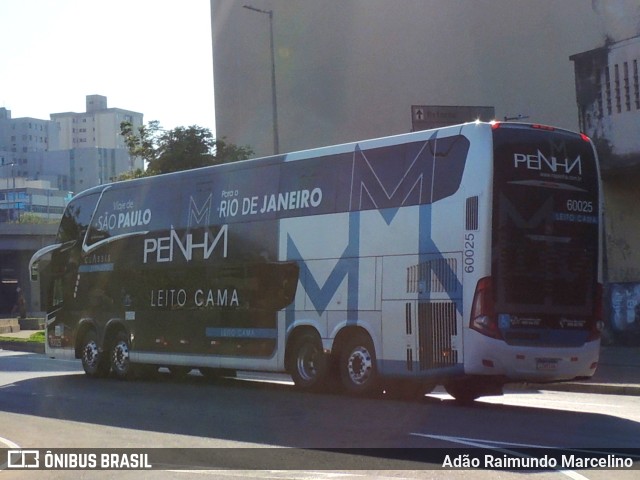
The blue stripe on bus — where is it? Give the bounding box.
[78,263,114,272]
[205,328,277,339]
[419,204,463,314]
[286,210,361,318]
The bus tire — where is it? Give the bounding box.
[339,331,379,396]
[80,330,110,378]
[288,331,328,392]
[110,331,133,380]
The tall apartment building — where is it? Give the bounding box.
[51,94,143,150]
[0,108,63,221]
[42,147,134,194]
[0,107,60,177]
[46,95,145,192]
[0,95,145,219]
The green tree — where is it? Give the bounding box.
[119,121,253,177]
[119,120,161,176]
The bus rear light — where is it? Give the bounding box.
[470,276,502,340]
[531,124,555,131]
[580,133,591,142]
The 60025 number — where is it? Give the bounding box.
[566,199,593,213]
[464,233,475,273]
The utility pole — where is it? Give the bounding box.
[243,5,280,154]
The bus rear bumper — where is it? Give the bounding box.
[463,332,600,383]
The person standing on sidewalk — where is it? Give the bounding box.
[11,287,27,319]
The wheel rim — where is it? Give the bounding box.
[347,346,373,385]
[112,340,130,374]
[296,344,320,382]
[82,341,100,370]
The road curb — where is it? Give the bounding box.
[0,341,45,354]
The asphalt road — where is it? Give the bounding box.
[1,351,639,479]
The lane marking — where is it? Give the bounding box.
[166,471,365,479]
[0,435,21,449]
[0,435,21,470]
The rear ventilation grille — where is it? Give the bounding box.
[418,301,458,370]
[466,196,479,231]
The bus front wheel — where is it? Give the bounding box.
[339,332,379,396]
[111,331,133,380]
[80,330,109,378]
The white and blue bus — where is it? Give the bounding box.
[30,121,603,402]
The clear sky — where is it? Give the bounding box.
[0,0,215,134]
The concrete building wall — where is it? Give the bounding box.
[211,0,606,158]
[603,175,640,282]
[570,23,640,337]
[0,224,57,315]
[605,37,640,156]
[45,147,141,194]
[214,1,640,339]
[571,35,640,289]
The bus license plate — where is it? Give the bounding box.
[536,358,559,371]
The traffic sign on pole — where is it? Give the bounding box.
[411,105,495,131]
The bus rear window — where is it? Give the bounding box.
[491,126,599,316]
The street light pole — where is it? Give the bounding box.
[243,5,280,155]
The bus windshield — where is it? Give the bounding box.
[491,125,600,323]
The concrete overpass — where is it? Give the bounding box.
[0,223,57,315]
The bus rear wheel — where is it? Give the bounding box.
[111,331,133,380]
[339,332,379,396]
[288,332,328,391]
[80,330,109,378]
